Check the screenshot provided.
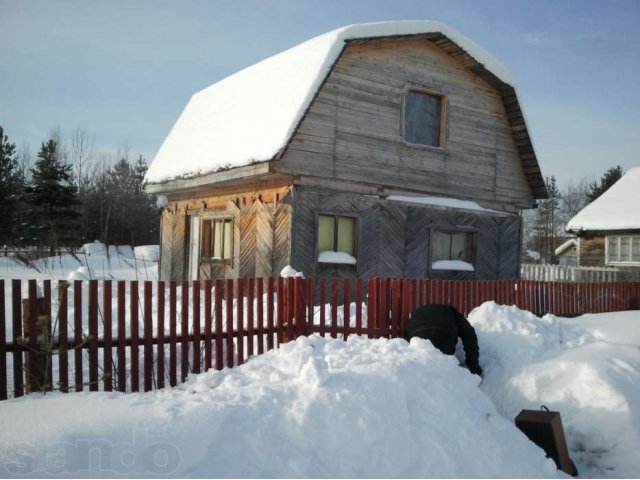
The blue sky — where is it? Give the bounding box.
[1,0,638,188]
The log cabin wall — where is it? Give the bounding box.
[578,235,606,267]
[274,37,534,212]
[290,186,522,284]
[159,185,292,281]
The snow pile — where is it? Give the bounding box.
[134,245,159,262]
[566,166,640,231]
[432,260,475,271]
[66,265,96,281]
[469,303,640,477]
[317,251,357,265]
[279,265,304,278]
[0,335,558,478]
[145,21,516,184]
[387,195,505,214]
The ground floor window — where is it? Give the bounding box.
[430,229,475,271]
[201,218,233,263]
[317,214,357,265]
[606,235,640,265]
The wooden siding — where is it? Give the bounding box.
[578,235,606,267]
[274,37,535,211]
[290,187,522,283]
[159,204,188,281]
[160,185,292,281]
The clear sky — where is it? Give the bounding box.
[1,0,638,188]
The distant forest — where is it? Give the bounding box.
[0,124,624,263]
[0,124,159,253]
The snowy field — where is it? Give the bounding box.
[0,241,158,282]
[0,251,639,478]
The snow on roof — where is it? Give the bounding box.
[145,21,516,184]
[386,195,508,214]
[566,167,640,232]
[554,239,577,256]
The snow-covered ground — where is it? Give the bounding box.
[0,241,158,282]
[0,252,639,477]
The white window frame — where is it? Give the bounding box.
[605,235,640,266]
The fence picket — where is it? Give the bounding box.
[88,280,99,391]
[225,279,234,368]
[169,281,177,387]
[157,281,165,388]
[204,280,212,371]
[117,281,126,392]
[58,281,68,393]
[343,278,351,340]
[103,281,113,392]
[276,277,284,346]
[319,278,326,337]
[247,278,254,357]
[74,281,83,392]
[130,281,139,392]
[214,280,223,371]
[11,280,23,398]
[144,281,153,392]
[266,278,274,350]
[180,281,189,383]
[236,279,244,366]
[256,278,264,355]
[192,281,201,374]
[331,278,338,339]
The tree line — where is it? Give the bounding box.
[0,124,159,253]
[523,166,624,264]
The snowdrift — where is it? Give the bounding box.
[0,335,559,478]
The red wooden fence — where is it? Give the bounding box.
[0,277,638,401]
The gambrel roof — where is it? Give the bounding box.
[567,167,640,232]
[145,21,547,199]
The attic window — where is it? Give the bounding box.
[403,88,446,148]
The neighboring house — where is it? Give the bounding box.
[555,239,578,266]
[566,167,640,269]
[145,21,547,283]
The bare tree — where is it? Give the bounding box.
[70,125,95,191]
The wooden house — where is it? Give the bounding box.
[145,21,547,283]
[566,167,640,270]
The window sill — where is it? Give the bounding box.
[201,257,232,266]
[605,261,640,267]
[401,137,446,153]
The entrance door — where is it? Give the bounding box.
[188,215,201,281]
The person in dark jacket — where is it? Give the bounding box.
[407,304,482,376]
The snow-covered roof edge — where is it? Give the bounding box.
[555,239,577,256]
[144,21,520,185]
[566,167,640,232]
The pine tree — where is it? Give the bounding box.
[0,126,23,246]
[25,139,79,254]
[587,165,623,202]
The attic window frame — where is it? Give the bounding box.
[401,85,447,149]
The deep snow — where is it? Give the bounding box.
[1,252,639,477]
